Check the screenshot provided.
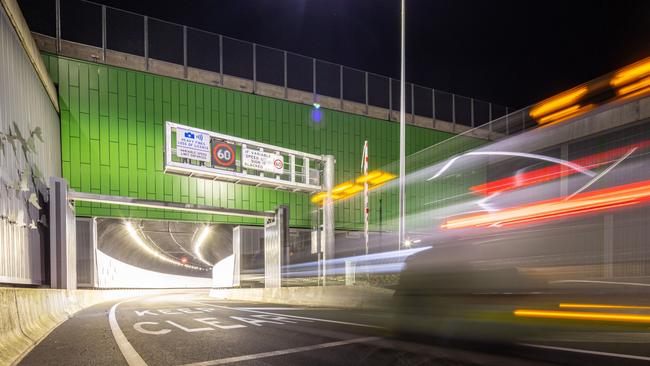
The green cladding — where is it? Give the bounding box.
[43,53,481,229]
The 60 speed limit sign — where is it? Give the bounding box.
[211,141,236,169]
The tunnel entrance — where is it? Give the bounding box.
[49,122,333,290]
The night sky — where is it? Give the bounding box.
[70,0,650,108]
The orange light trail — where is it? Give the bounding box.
[610,57,650,87]
[443,179,650,229]
[470,140,650,196]
[560,303,650,310]
[529,86,588,119]
[514,309,650,323]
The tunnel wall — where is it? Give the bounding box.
[0,5,60,285]
[40,53,483,230]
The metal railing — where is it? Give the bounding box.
[19,0,529,133]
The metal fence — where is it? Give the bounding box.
[19,0,533,134]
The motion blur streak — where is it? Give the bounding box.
[559,303,650,310]
[427,151,594,181]
[514,309,650,323]
[539,104,595,126]
[470,140,650,195]
[529,86,588,119]
[610,57,650,87]
[442,179,650,229]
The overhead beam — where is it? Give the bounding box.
[67,191,275,219]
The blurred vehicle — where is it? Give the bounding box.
[392,67,650,346]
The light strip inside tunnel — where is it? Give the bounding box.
[125,222,207,271]
[194,226,213,267]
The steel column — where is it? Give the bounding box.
[322,155,335,284]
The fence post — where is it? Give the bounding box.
[452,94,456,130]
[144,16,148,71]
[183,26,188,78]
[388,77,392,120]
[432,89,436,128]
[365,72,369,114]
[101,5,106,62]
[471,98,475,127]
[252,43,257,93]
[411,83,415,124]
[488,103,493,133]
[339,65,343,110]
[283,51,288,99]
[312,58,317,102]
[55,0,61,52]
[219,35,223,85]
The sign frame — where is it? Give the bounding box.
[164,121,324,192]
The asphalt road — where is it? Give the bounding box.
[18,291,650,366]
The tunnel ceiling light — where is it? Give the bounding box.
[124,221,204,270]
[310,170,396,204]
[194,225,213,267]
[469,140,650,196]
[443,179,650,229]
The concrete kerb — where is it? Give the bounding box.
[209,286,395,310]
[0,289,31,366]
[0,287,162,366]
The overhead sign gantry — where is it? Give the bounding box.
[164,121,335,287]
[164,121,324,193]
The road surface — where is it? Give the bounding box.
[18,291,650,365]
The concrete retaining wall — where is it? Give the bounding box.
[210,286,394,310]
[0,287,153,366]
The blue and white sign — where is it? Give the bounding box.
[176,127,210,162]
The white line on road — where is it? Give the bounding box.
[109,300,148,366]
[192,301,384,329]
[521,343,650,362]
[233,307,338,311]
[179,336,380,366]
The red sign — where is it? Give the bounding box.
[211,141,236,169]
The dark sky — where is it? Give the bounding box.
[84,0,650,107]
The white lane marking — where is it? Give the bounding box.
[109,300,148,366]
[180,336,380,366]
[233,307,336,311]
[521,343,650,361]
[192,301,384,329]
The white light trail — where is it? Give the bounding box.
[426,151,597,181]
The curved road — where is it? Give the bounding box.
[18,291,650,365]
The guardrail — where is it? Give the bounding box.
[18,0,535,136]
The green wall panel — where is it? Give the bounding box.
[44,53,481,229]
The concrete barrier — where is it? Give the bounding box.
[210,285,394,310]
[0,287,156,366]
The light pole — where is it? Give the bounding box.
[398,0,406,251]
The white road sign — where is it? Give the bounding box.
[176,128,210,162]
[242,148,285,174]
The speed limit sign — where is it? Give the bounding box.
[211,140,236,169]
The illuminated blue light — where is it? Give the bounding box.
[310,106,323,123]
